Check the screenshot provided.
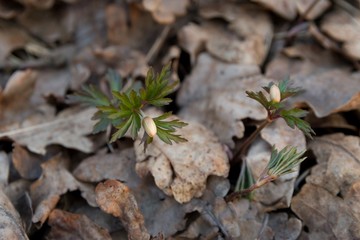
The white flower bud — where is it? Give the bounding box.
[142,116,157,137]
[269,84,281,103]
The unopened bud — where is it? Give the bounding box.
[269,84,281,103]
[142,116,157,137]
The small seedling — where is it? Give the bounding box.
[227,79,314,201]
[71,65,188,150]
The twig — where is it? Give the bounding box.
[145,25,171,64]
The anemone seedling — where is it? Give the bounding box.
[226,79,314,202]
[71,65,188,149]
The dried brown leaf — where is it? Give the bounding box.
[292,184,360,239]
[0,151,9,187]
[12,144,42,180]
[268,212,302,240]
[31,154,96,226]
[135,110,229,203]
[0,189,28,239]
[74,148,189,237]
[252,0,297,20]
[320,10,360,60]
[0,107,100,155]
[142,0,189,24]
[47,209,111,240]
[95,179,150,240]
[296,0,331,20]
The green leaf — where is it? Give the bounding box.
[280,108,315,138]
[246,90,283,110]
[153,113,188,145]
[140,64,178,107]
[235,160,255,196]
[70,85,110,107]
[110,116,133,142]
[263,79,301,101]
[106,69,122,92]
[267,146,307,177]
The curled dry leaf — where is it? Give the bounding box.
[291,133,360,239]
[135,110,229,203]
[74,148,189,237]
[266,44,360,118]
[320,10,360,60]
[47,209,111,240]
[296,0,331,20]
[252,0,297,20]
[31,154,96,226]
[95,179,150,240]
[142,0,189,24]
[0,107,99,155]
[0,189,28,239]
[12,144,42,180]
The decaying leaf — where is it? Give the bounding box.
[0,151,9,188]
[291,133,360,239]
[308,133,360,195]
[31,153,96,226]
[0,189,28,239]
[135,110,229,203]
[320,9,360,60]
[0,107,100,155]
[47,209,111,240]
[142,0,189,24]
[266,44,360,118]
[73,148,189,237]
[292,184,360,239]
[267,212,302,240]
[95,179,150,240]
[251,0,330,20]
[12,144,42,180]
[178,3,273,65]
[178,53,271,147]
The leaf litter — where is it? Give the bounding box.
[0,0,360,239]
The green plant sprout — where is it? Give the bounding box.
[226,79,314,202]
[71,64,188,149]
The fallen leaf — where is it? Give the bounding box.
[31,153,96,226]
[73,148,189,237]
[178,53,272,147]
[16,5,76,45]
[200,3,273,65]
[251,0,297,20]
[142,0,189,24]
[268,212,302,240]
[308,133,360,195]
[95,179,150,240]
[0,107,99,155]
[47,209,111,240]
[320,9,360,60]
[0,151,9,187]
[266,44,360,117]
[0,189,28,239]
[12,144,43,180]
[135,110,229,203]
[291,184,360,240]
[296,0,331,20]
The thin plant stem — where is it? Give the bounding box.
[225,175,277,202]
[233,119,272,164]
